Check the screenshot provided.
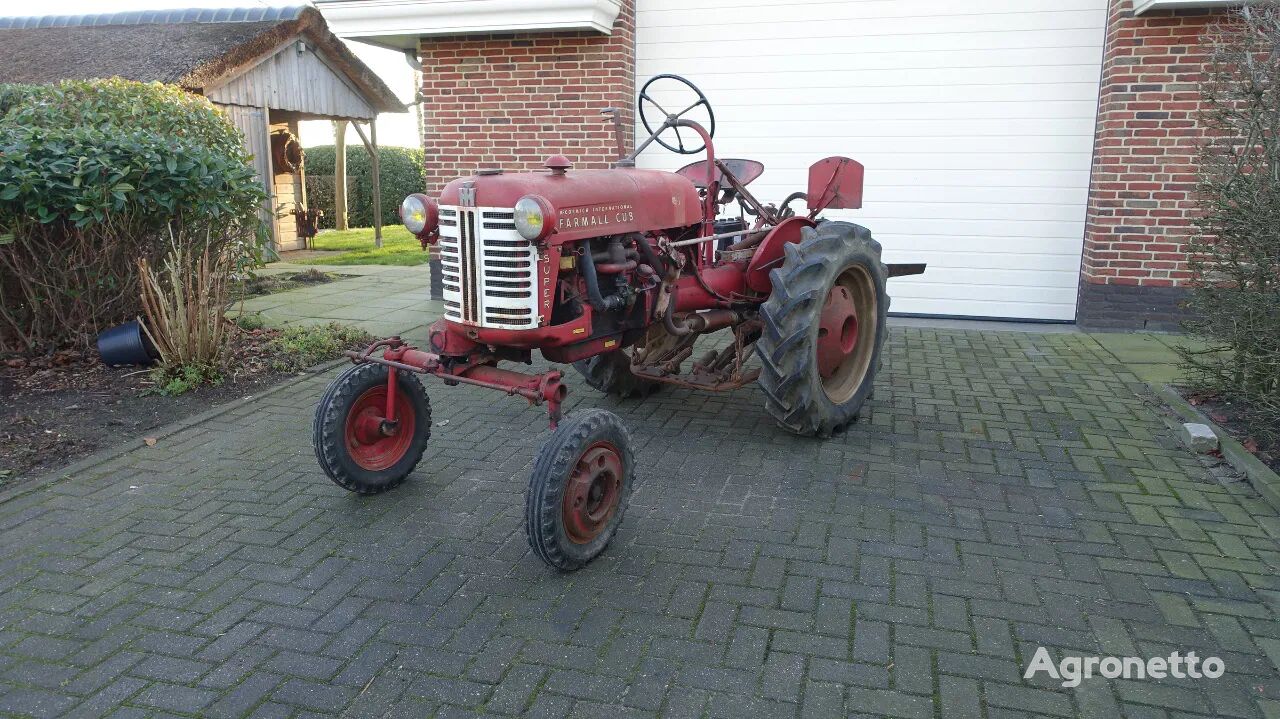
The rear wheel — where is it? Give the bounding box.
[573,351,657,398]
[756,221,888,437]
[313,363,431,494]
[526,409,634,571]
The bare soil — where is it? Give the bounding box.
[0,329,330,485]
[231,269,348,301]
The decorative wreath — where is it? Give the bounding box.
[271,131,304,173]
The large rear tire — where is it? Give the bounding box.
[756,221,888,438]
[313,363,431,494]
[525,409,634,571]
[573,351,657,398]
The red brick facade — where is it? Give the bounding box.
[417,0,635,195]
[1081,3,1221,289]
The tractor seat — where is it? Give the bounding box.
[675,158,764,189]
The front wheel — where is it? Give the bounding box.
[757,221,888,438]
[525,409,634,571]
[313,363,432,494]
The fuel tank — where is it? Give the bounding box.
[438,167,703,244]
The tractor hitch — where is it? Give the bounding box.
[343,339,567,428]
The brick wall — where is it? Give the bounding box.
[1081,3,1224,290]
[1077,2,1230,329]
[417,0,635,195]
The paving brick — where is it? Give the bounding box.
[0,687,82,718]
[0,328,1276,719]
[484,664,545,715]
[132,682,219,713]
[845,687,934,719]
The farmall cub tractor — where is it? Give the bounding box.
[313,75,924,570]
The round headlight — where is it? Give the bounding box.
[513,195,554,241]
[399,194,437,236]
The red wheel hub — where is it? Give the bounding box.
[344,386,415,471]
[816,284,859,379]
[562,442,623,545]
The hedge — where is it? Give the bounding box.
[303,145,424,229]
[0,79,266,351]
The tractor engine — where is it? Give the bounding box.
[404,155,707,365]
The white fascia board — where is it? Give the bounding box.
[1133,0,1240,15]
[315,0,622,46]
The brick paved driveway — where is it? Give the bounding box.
[1,328,1277,718]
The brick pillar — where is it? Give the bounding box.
[418,0,636,195]
[1078,1,1224,330]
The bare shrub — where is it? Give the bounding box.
[1179,5,1280,440]
[137,230,234,370]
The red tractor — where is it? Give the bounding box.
[313,75,924,570]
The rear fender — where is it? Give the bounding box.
[807,156,864,213]
[744,216,816,293]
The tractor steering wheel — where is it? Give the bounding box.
[638,74,716,155]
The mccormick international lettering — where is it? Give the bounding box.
[557,203,636,230]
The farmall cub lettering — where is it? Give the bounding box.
[313,75,925,571]
[558,203,637,231]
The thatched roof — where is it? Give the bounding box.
[0,6,405,114]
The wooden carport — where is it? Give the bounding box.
[0,5,406,251]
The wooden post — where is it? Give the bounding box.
[371,120,382,248]
[333,120,348,231]
[351,120,383,249]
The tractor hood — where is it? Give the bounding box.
[438,168,704,243]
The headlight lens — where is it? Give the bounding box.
[399,194,437,236]
[514,195,553,241]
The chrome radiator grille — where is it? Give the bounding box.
[437,206,538,329]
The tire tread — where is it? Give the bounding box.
[526,408,634,571]
[313,363,431,494]
[756,221,889,438]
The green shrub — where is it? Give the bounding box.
[235,313,267,332]
[269,322,372,370]
[147,362,223,397]
[0,79,267,352]
[303,144,424,229]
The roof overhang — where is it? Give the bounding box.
[313,0,623,50]
[1134,0,1239,14]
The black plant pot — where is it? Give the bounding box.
[97,321,157,366]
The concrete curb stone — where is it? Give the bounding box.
[1155,383,1280,512]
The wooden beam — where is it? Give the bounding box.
[352,120,382,248]
[334,120,348,231]
[351,121,374,155]
[371,120,382,248]
[263,104,278,252]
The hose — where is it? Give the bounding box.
[634,233,667,274]
[595,260,637,275]
[579,246,625,312]
[779,191,808,218]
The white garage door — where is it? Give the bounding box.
[635,0,1108,320]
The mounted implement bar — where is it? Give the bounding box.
[343,338,566,427]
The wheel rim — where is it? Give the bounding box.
[344,386,416,471]
[816,265,877,403]
[562,441,624,544]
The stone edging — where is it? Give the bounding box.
[1154,384,1280,512]
[0,358,348,506]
